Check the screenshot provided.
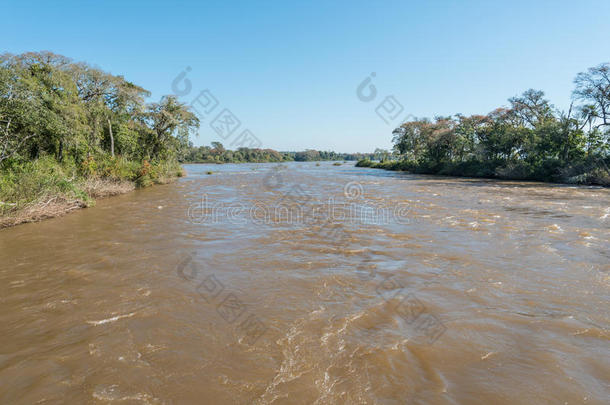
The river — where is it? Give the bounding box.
[0,162,608,404]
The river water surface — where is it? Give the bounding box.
[0,162,609,404]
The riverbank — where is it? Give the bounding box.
[356,158,610,186]
[0,157,184,229]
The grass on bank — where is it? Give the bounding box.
[356,157,610,186]
[0,155,184,227]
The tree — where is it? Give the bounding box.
[0,64,36,163]
[141,96,199,160]
[374,148,390,161]
[1,52,88,162]
[211,141,225,154]
[294,149,320,161]
[573,63,610,130]
[508,89,554,129]
[69,63,149,157]
[392,119,430,160]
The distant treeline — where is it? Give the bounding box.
[289,150,375,161]
[182,143,374,163]
[358,63,610,186]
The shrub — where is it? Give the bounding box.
[355,159,373,167]
[0,156,88,215]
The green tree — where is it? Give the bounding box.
[140,96,199,160]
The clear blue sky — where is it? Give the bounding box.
[3,0,610,152]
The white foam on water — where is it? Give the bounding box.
[86,312,136,326]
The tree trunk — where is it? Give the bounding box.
[108,118,114,157]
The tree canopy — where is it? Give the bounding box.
[0,51,199,166]
[365,63,610,185]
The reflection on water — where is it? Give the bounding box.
[0,162,608,404]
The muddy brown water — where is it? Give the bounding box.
[0,162,609,404]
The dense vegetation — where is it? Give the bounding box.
[182,142,289,163]
[182,143,374,163]
[358,64,610,186]
[0,51,199,224]
[288,150,374,162]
